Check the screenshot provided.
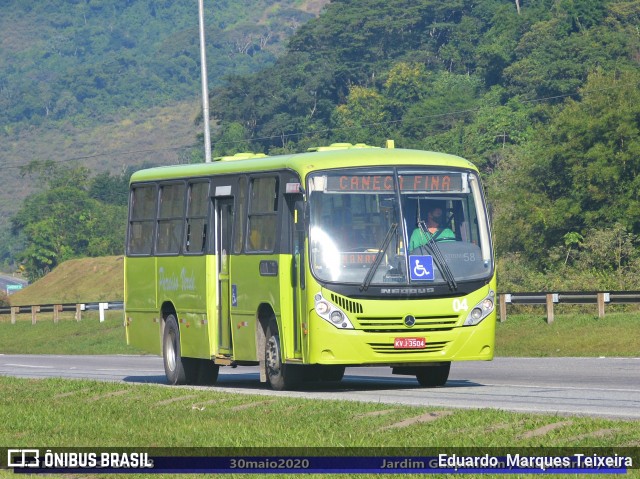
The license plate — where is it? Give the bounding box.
[394,337,426,349]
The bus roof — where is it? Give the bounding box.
[129,147,478,184]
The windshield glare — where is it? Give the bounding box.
[308,168,492,286]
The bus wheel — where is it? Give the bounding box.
[197,360,219,386]
[163,314,198,385]
[265,320,300,390]
[416,362,451,388]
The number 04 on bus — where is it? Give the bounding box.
[124,143,496,390]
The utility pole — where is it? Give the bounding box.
[198,0,212,162]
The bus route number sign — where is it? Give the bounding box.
[394,337,426,349]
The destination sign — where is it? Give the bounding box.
[341,252,380,266]
[325,174,463,193]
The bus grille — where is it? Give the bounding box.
[355,315,458,332]
[330,293,364,314]
[368,341,448,354]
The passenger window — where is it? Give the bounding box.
[128,185,156,255]
[185,182,209,254]
[247,177,279,252]
[156,183,185,254]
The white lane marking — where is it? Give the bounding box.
[96,368,164,373]
[470,382,640,394]
[3,363,54,369]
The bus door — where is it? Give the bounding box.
[215,197,234,355]
[289,194,306,358]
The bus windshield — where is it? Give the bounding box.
[307,168,493,287]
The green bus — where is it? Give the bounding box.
[125,143,496,390]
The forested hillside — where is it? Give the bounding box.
[208,0,640,290]
[0,0,328,274]
[0,0,326,125]
[4,0,640,291]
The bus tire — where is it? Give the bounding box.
[265,320,300,391]
[163,314,198,385]
[416,362,451,388]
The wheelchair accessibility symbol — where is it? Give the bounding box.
[409,255,435,281]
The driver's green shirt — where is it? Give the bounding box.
[409,227,455,251]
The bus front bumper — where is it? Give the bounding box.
[305,311,496,366]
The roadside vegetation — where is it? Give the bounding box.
[0,375,638,479]
[7,256,124,305]
[496,311,640,357]
[0,312,136,355]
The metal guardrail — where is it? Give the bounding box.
[499,291,640,323]
[0,301,123,324]
[2,292,639,325]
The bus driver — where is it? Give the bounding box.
[409,202,455,251]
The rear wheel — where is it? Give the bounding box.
[416,362,451,388]
[265,320,300,390]
[162,314,199,385]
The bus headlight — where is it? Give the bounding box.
[314,292,354,329]
[330,311,344,324]
[464,290,495,326]
[315,301,330,315]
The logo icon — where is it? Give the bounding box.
[404,315,416,327]
[231,284,238,307]
[409,255,435,281]
[7,449,40,468]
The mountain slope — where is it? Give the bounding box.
[0,0,329,269]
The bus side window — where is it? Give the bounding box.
[247,176,279,252]
[185,181,209,254]
[128,185,156,255]
[157,183,185,255]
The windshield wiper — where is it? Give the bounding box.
[416,221,457,291]
[360,223,397,292]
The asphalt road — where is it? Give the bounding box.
[1,354,638,419]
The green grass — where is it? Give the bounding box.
[6,376,634,447]
[0,312,140,355]
[496,310,640,357]
[0,376,638,478]
[8,256,124,306]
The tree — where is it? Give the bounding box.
[212,122,252,157]
[490,69,640,264]
[331,86,390,144]
[11,163,127,280]
[89,170,131,206]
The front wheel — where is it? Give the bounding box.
[416,362,451,388]
[163,314,198,385]
[265,320,300,391]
